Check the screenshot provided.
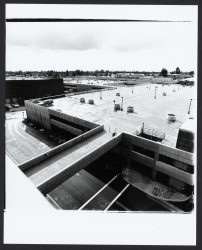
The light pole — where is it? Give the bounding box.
[121,97,123,111]
[154,87,157,99]
[100,91,102,100]
[188,99,193,114]
[132,86,133,93]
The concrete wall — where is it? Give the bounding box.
[64,83,116,91]
[50,118,83,136]
[130,151,155,168]
[18,127,194,196]
[25,100,100,131]
[69,87,115,95]
[49,109,99,130]
[25,101,51,130]
[77,84,92,91]
[40,94,65,100]
[122,133,194,187]
[36,133,123,195]
[156,161,193,185]
[18,125,104,172]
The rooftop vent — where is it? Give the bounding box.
[167,114,176,122]
[162,92,166,96]
[88,99,94,104]
[127,106,134,113]
[114,103,121,110]
[80,98,85,103]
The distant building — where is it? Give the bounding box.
[116,73,145,78]
[68,71,75,77]
[5,78,65,105]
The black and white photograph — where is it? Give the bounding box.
[4,4,197,245]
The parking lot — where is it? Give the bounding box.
[5,111,72,164]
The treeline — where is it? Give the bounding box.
[6,69,160,77]
[6,68,194,78]
[160,67,194,77]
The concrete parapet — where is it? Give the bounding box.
[156,161,193,185]
[36,133,123,195]
[123,132,194,166]
[158,143,194,165]
[49,109,99,130]
[25,101,51,130]
[18,125,104,172]
[130,150,156,168]
[40,94,65,100]
[123,133,159,152]
[50,118,83,135]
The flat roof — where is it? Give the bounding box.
[180,118,195,133]
[48,83,195,138]
[6,77,62,81]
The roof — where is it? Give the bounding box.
[180,118,195,134]
[47,84,195,138]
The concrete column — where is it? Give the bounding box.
[152,143,160,181]
[151,169,157,181]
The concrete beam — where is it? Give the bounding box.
[130,150,156,169]
[50,118,83,135]
[36,133,123,195]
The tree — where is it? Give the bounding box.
[47,70,54,77]
[160,68,168,77]
[75,70,81,76]
[53,71,59,77]
[65,70,69,76]
[189,71,194,76]
[176,67,180,74]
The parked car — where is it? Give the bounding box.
[5,104,12,111]
[12,104,20,108]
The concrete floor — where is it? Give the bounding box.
[47,169,106,210]
[122,167,190,202]
[50,83,195,137]
[47,168,168,211]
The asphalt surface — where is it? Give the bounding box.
[5,111,58,164]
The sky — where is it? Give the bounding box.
[6,5,197,72]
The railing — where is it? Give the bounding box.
[143,127,165,140]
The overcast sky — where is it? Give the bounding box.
[6,5,197,72]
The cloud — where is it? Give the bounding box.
[6,23,104,51]
[6,22,196,71]
[35,32,102,51]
